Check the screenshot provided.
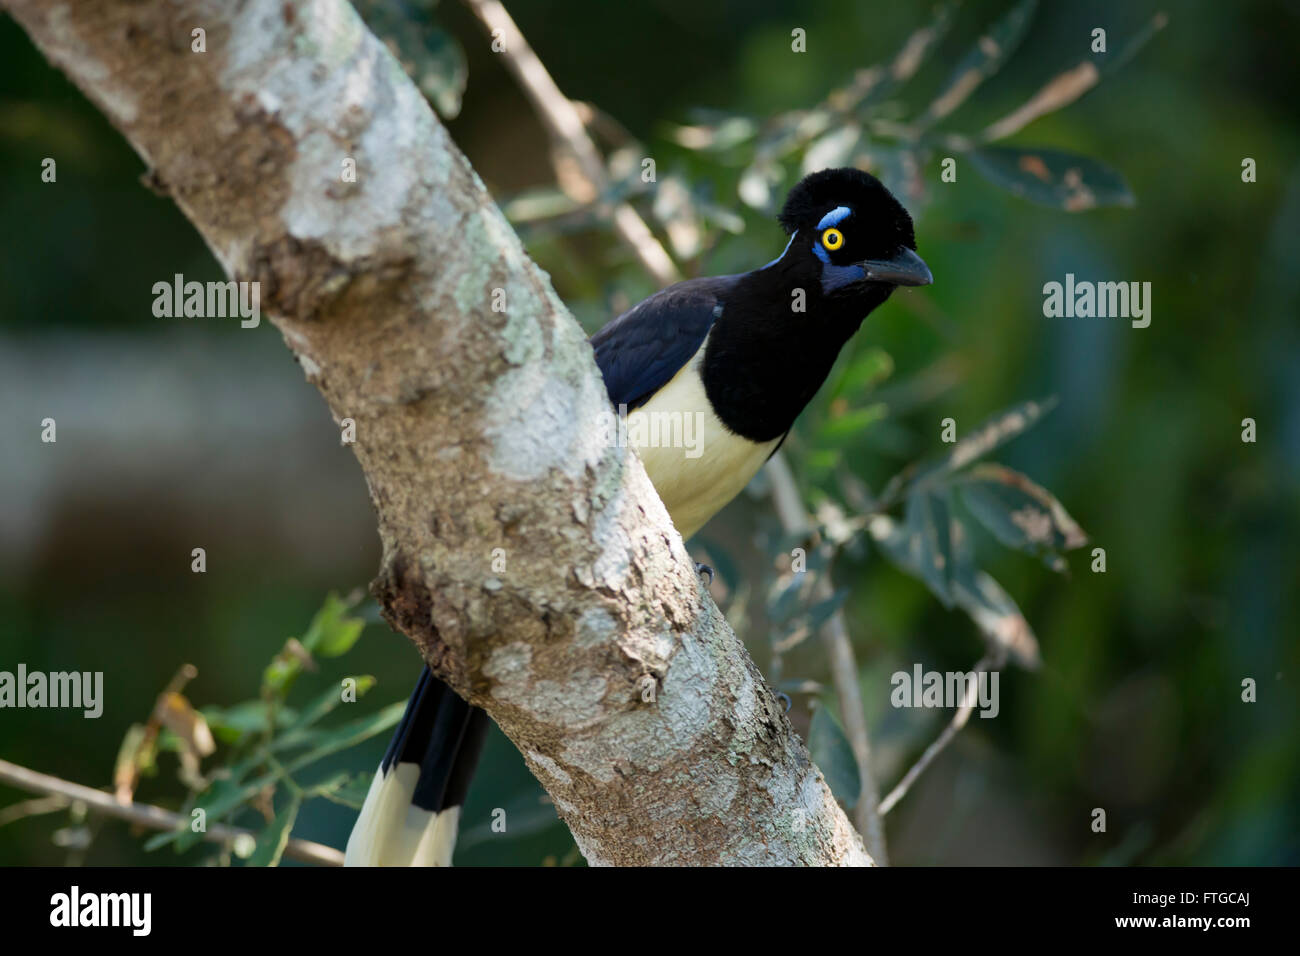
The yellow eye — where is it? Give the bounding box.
[821,227,844,251]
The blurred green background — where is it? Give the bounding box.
[1,0,1296,866]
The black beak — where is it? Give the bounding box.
[858,247,933,287]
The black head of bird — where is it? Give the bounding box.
[772,165,932,317]
[694,166,932,442]
[589,166,931,537]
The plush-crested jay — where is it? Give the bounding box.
[344,167,930,865]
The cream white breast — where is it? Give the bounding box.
[625,338,779,540]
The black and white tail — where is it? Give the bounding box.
[345,667,489,867]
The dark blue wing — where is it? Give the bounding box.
[590,276,739,410]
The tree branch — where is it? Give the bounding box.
[3,0,869,865]
[461,0,681,287]
[766,453,888,863]
[877,651,1003,816]
[0,758,343,866]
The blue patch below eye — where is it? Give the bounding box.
[813,242,831,265]
[820,263,865,293]
[816,205,852,230]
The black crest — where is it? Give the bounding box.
[778,167,917,250]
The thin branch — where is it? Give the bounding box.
[0,793,70,827]
[980,12,1169,143]
[461,0,681,287]
[877,650,1004,816]
[980,61,1100,143]
[766,452,888,864]
[0,758,343,867]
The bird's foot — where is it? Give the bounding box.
[776,692,793,713]
[694,562,714,586]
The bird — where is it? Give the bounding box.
[344,166,931,866]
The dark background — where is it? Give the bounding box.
[1,0,1297,865]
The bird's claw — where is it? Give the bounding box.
[694,562,714,586]
[776,692,792,713]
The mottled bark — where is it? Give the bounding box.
[4,0,871,866]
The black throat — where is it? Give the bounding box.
[700,254,892,443]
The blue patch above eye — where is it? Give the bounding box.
[816,205,852,230]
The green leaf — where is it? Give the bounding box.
[738,159,781,210]
[1095,11,1169,77]
[883,2,959,87]
[806,448,841,478]
[352,0,468,119]
[808,706,860,808]
[802,124,862,174]
[652,174,706,260]
[833,347,894,400]
[949,524,1041,669]
[815,403,888,447]
[282,701,407,771]
[805,588,850,635]
[262,642,310,698]
[955,463,1088,571]
[968,147,1134,211]
[246,795,301,867]
[902,491,954,607]
[670,112,758,152]
[855,144,921,206]
[754,109,828,162]
[147,702,400,854]
[775,585,851,654]
[304,770,374,810]
[694,195,747,235]
[979,12,1168,143]
[768,572,810,624]
[142,830,178,853]
[415,26,469,119]
[844,2,958,112]
[300,593,366,658]
[147,768,270,854]
[204,701,297,745]
[876,513,1042,669]
[921,0,1038,125]
[884,397,1057,503]
[275,676,377,750]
